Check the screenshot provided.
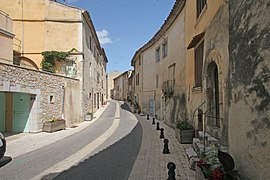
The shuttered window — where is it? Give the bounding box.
[196,0,207,18]
[194,40,204,87]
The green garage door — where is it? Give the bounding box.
[0,93,5,132]
[13,93,30,132]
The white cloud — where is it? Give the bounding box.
[97,29,113,45]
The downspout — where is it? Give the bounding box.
[81,11,85,120]
[21,0,24,55]
[61,85,65,120]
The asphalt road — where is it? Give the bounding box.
[0,101,142,180]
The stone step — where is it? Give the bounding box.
[186,147,199,170]
[186,147,198,159]
[198,131,219,145]
[192,138,201,149]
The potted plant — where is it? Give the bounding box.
[85,112,93,121]
[175,120,194,144]
[195,145,239,180]
[43,117,65,133]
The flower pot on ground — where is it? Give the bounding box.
[175,121,194,144]
[43,118,65,133]
[85,112,93,121]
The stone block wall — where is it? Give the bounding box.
[0,62,81,132]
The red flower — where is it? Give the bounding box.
[197,159,206,167]
[211,168,224,180]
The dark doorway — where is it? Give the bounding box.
[206,62,220,127]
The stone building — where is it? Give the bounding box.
[131,0,269,178]
[107,71,122,100]
[112,70,132,101]
[0,0,107,132]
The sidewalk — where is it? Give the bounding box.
[5,104,109,158]
[129,114,195,180]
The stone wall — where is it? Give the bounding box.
[0,63,81,132]
[229,1,270,179]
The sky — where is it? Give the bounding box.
[65,0,175,73]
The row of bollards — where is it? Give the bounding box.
[146,114,176,180]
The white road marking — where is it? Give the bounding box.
[30,103,121,180]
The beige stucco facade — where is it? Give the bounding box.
[0,0,82,69]
[0,11,14,64]
[131,0,186,125]
[185,0,227,142]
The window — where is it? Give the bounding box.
[194,40,204,87]
[62,61,76,78]
[136,73,139,86]
[97,72,100,83]
[94,93,96,108]
[89,35,92,51]
[156,75,159,88]
[162,40,168,58]
[128,78,132,86]
[13,56,21,65]
[155,46,160,62]
[49,95,55,104]
[139,58,141,66]
[197,0,207,18]
[168,63,176,88]
[89,62,92,78]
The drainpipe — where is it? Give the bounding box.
[61,85,65,120]
[92,87,94,117]
[21,0,24,55]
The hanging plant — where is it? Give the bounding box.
[41,51,70,73]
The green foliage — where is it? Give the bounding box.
[176,121,193,130]
[48,117,65,123]
[86,112,92,115]
[41,51,70,73]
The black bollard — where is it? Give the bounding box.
[163,139,170,154]
[152,117,155,125]
[160,128,165,139]
[156,122,160,130]
[167,162,176,180]
[147,114,149,120]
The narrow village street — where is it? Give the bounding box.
[0,0,269,179]
[0,101,194,180]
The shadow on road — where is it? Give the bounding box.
[41,122,143,180]
[120,102,132,113]
[0,156,12,168]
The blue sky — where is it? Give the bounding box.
[65,0,175,73]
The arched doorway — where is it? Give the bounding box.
[206,61,220,127]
